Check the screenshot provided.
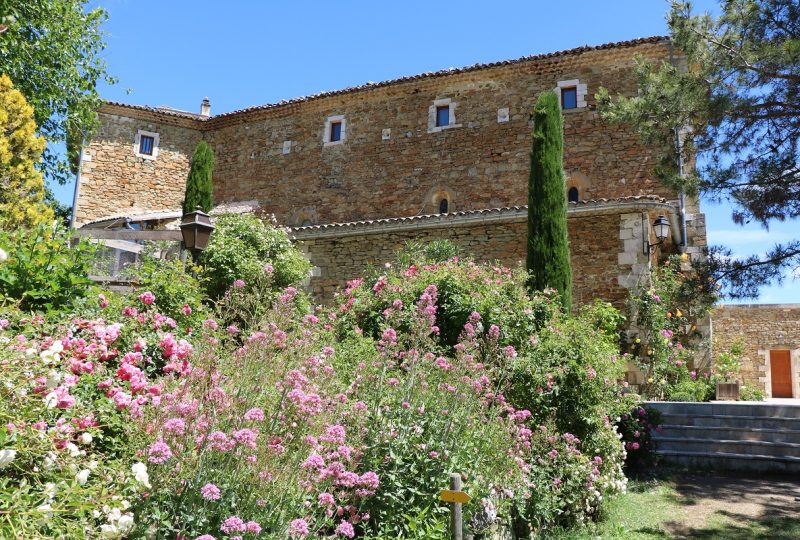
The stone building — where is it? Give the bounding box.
[74,36,705,308]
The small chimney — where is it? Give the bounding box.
[200,97,211,117]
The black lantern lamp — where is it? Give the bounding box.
[644,215,671,255]
[180,206,215,256]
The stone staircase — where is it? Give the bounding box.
[645,401,800,474]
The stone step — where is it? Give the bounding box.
[646,401,800,419]
[657,424,800,444]
[655,437,800,459]
[658,413,800,431]
[656,449,800,474]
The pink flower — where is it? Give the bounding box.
[182,304,192,316]
[163,418,186,436]
[244,407,265,421]
[98,293,109,309]
[289,518,309,537]
[221,516,246,533]
[233,428,258,449]
[335,521,355,538]
[690,370,697,380]
[264,263,274,274]
[139,291,156,305]
[200,483,221,501]
[147,439,172,464]
[428,451,439,459]
[246,521,262,534]
[318,492,335,506]
[233,279,246,289]
[196,536,216,540]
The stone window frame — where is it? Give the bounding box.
[428,98,461,133]
[323,115,347,147]
[759,347,800,398]
[133,129,160,160]
[555,79,588,111]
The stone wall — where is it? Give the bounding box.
[292,199,679,307]
[75,112,202,225]
[74,38,680,226]
[713,304,800,397]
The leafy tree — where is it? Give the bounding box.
[526,90,572,309]
[182,141,215,215]
[0,74,53,228]
[597,0,800,298]
[0,0,115,186]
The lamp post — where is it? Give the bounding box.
[179,206,215,262]
[643,215,671,256]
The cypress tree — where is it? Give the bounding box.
[526,90,572,310]
[182,141,214,214]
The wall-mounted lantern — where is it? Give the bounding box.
[644,215,671,255]
[179,206,215,257]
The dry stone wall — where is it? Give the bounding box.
[713,305,800,397]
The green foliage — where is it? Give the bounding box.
[198,213,311,299]
[182,141,214,215]
[627,255,717,400]
[616,405,663,473]
[0,224,96,312]
[597,0,800,298]
[526,90,572,310]
[396,239,461,267]
[714,339,744,382]
[0,0,115,185]
[125,254,209,327]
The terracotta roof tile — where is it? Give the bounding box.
[101,36,669,123]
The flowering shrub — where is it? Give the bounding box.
[1,254,634,539]
[199,214,311,299]
[616,405,663,472]
[627,255,717,400]
[0,290,199,538]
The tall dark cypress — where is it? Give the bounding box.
[526,90,572,310]
[182,141,215,214]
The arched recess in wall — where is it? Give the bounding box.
[565,171,593,202]
[422,185,457,215]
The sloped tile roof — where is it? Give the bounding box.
[102,36,669,123]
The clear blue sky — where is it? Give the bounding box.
[51,0,799,303]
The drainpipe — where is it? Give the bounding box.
[70,136,85,229]
[674,127,688,249]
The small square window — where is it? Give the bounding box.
[561,87,578,110]
[139,135,155,156]
[436,105,450,128]
[330,121,342,142]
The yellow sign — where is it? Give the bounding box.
[439,490,471,504]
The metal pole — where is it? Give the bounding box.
[450,473,463,540]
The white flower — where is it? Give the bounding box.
[43,482,58,500]
[76,469,90,485]
[99,523,119,537]
[40,349,60,364]
[0,449,16,469]
[131,462,151,488]
[46,370,62,390]
[79,432,93,445]
[43,452,57,470]
[87,459,98,470]
[49,341,64,354]
[44,391,58,409]
[36,503,53,521]
[25,347,37,357]
[117,513,135,534]
[65,442,81,457]
[106,507,121,522]
[0,247,7,262]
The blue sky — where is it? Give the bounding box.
[51,0,799,303]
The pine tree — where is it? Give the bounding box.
[183,141,214,214]
[526,90,572,309]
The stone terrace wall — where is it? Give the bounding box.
[75,39,681,226]
[293,200,679,307]
[713,305,800,397]
[75,112,202,225]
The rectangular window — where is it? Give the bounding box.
[139,135,155,155]
[330,121,342,142]
[436,105,450,127]
[561,87,578,110]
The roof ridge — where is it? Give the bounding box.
[101,36,669,123]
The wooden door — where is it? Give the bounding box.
[771,350,793,398]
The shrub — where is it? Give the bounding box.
[0,224,96,312]
[396,239,461,267]
[199,214,311,299]
[616,405,663,472]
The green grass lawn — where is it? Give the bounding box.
[561,475,800,540]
